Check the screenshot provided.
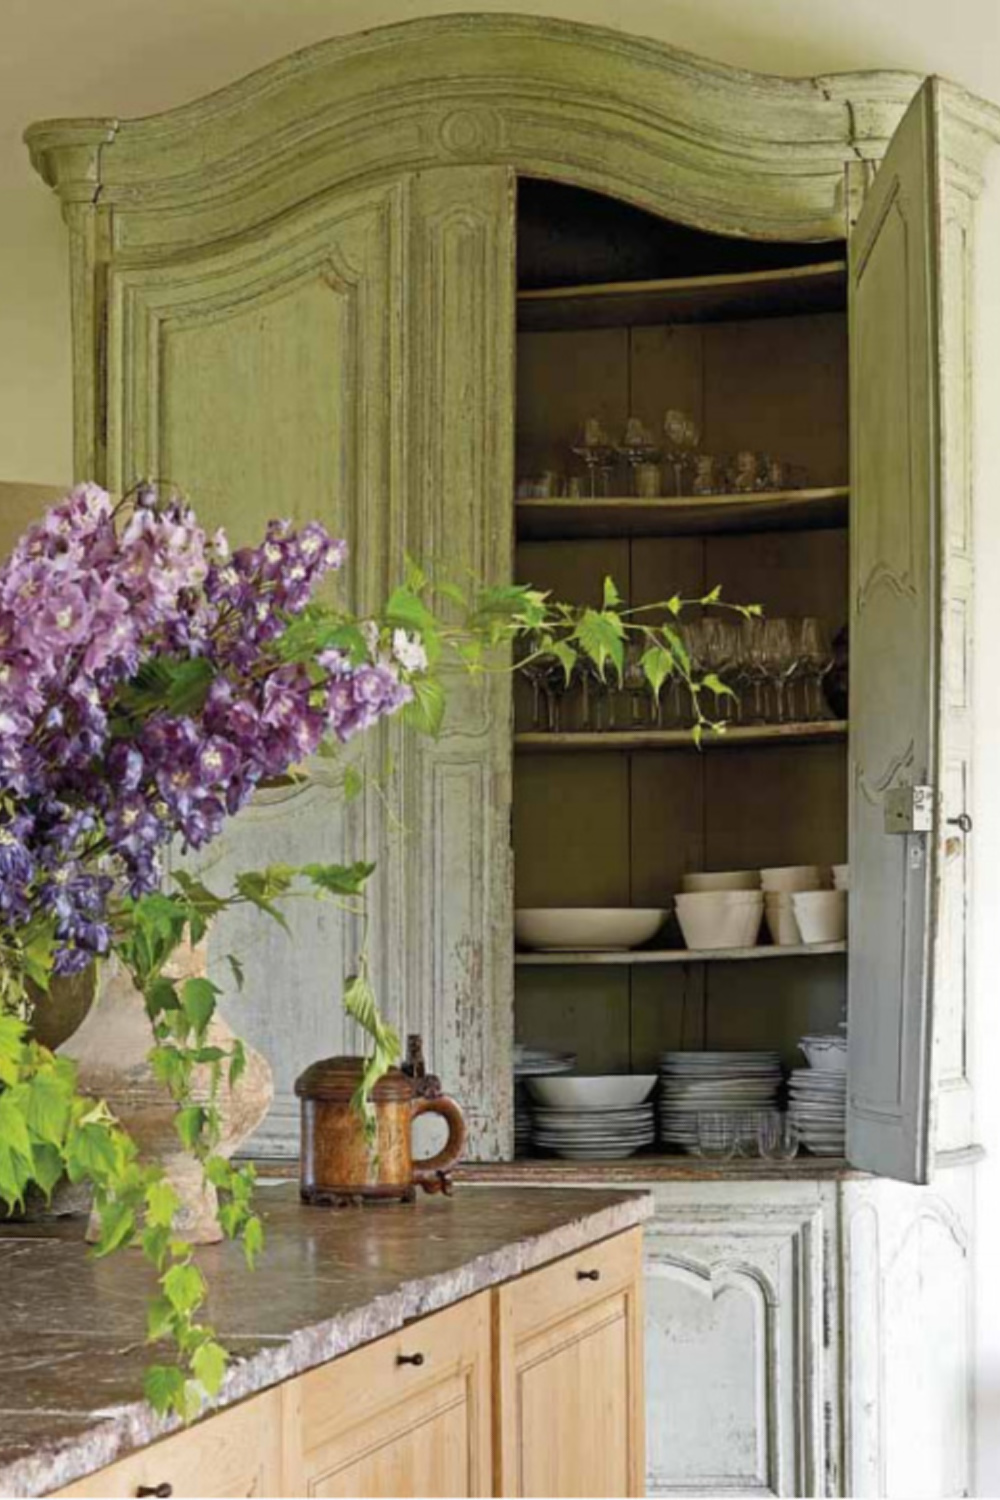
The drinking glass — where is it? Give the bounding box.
[616,417,661,497]
[694,1112,737,1161]
[517,635,569,731]
[799,617,834,720]
[735,1109,772,1158]
[579,656,614,731]
[692,454,726,495]
[663,409,700,497]
[702,617,739,721]
[760,617,795,723]
[758,1114,800,1161]
[619,638,650,728]
[740,616,769,723]
[729,450,761,494]
[571,417,616,498]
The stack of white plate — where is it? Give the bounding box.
[657,1051,783,1152]
[788,1068,846,1155]
[525,1075,656,1160]
[513,1046,576,1156]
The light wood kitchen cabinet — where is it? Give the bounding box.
[494,1228,645,1497]
[52,1231,645,1499]
[56,1386,283,1497]
[282,1292,493,1498]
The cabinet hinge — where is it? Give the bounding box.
[884,783,935,835]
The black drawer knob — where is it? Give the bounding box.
[396,1351,425,1367]
[136,1486,173,1498]
[577,1268,601,1282]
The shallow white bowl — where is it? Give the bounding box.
[526,1075,657,1108]
[514,908,668,952]
[681,870,760,893]
[791,889,847,943]
[800,1035,848,1073]
[760,865,826,893]
[676,894,763,951]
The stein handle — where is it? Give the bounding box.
[411,1094,467,1194]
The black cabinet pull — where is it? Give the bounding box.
[136,1485,173,1498]
[577,1268,601,1282]
[948,813,973,834]
[396,1351,425,1367]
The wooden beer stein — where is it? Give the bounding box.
[294,1054,467,1205]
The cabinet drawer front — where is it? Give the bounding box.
[55,1387,282,1498]
[504,1226,643,1342]
[286,1292,492,1498]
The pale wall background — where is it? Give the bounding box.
[3,2,1000,1492]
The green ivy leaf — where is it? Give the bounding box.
[603,575,622,609]
[146,1178,181,1229]
[92,1197,137,1257]
[301,861,375,897]
[191,1339,228,1397]
[144,1363,186,1417]
[640,644,675,701]
[228,1039,247,1089]
[343,764,364,803]
[24,1069,71,1147]
[174,1106,207,1153]
[163,1262,206,1318]
[573,608,625,681]
[225,954,245,993]
[30,1142,65,1200]
[146,1295,176,1343]
[0,1015,26,1087]
[402,676,446,737]
[180,977,219,1042]
[243,1214,264,1269]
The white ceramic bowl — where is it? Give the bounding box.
[681,870,760,893]
[832,864,849,891]
[514,908,668,952]
[760,865,826,893]
[676,893,763,951]
[800,1035,848,1073]
[526,1075,657,1108]
[765,903,802,946]
[791,889,847,943]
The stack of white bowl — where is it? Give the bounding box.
[675,870,763,951]
[657,1050,783,1152]
[788,1033,848,1155]
[526,1075,657,1160]
[762,865,848,946]
[513,1045,576,1156]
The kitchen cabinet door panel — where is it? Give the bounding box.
[494,1228,645,1497]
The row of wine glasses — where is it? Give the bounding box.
[517,617,839,732]
[516,410,811,500]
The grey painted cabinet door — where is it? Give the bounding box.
[103,167,516,1158]
[847,80,988,1182]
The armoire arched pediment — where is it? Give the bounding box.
[26,12,924,249]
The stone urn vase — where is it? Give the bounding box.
[60,939,272,1243]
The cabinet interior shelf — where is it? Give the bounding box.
[515,487,848,539]
[515,941,847,966]
[515,720,847,753]
[521,262,851,336]
[516,260,847,332]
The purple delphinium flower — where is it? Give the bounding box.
[0,483,421,977]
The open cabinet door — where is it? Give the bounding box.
[847,80,997,1181]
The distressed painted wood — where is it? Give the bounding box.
[847,80,1000,1181]
[841,1166,974,1498]
[639,1181,834,1498]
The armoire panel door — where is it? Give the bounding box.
[403,165,517,1161]
[847,80,997,1182]
[104,182,408,1155]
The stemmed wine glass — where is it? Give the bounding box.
[701,617,739,722]
[572,417,616,498]
[516,635,570,731]
[616,418,661,498]
[663,409,700,497]
[799,617,834,720]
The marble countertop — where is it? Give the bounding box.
[0,1182,652,1498]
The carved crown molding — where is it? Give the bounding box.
[22,13,934,246]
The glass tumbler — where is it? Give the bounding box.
[694,1112,737,1161]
